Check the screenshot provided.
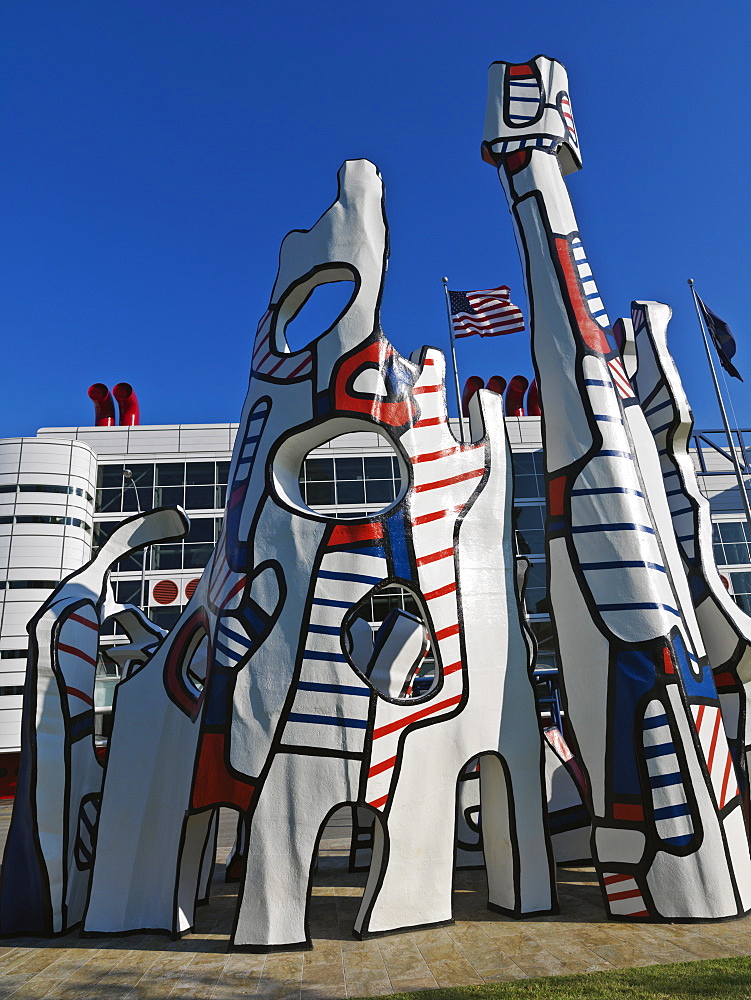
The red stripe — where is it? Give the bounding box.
[435,624,459,641]
[424,581,457,601]
[68,612,99,631]
[254,349,273,370]
[410,448,456,464]
[720,753,735,808]
[222,577,247,607]
[695,704,705,732]
[369,794,388,809]
[329,522,384,546]
[413,384,441,395]
[509,64,532,76]
[413,416,443,428]
[443,660,462,675]
[368,755,397,778]
[423,358,435,366]
[287,355,312,378]
[416,547,453,567]
[603,873,631,886]
[608,888,643,902]
[266,354,291,376]
[707,709,722,773]
[58,643,96,667]
[630,910,649,917]
[66,686,93,706]
[413,509,451,527]
[252,329,270,359]
[373,694,462,740]
[414,468,483,494]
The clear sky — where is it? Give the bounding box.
[2,0,749,437]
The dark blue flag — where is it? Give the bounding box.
[698,296,743,381]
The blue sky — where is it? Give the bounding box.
[2,1,749,437]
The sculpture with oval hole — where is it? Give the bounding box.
[83,158,555,949]
[0,507,188,937]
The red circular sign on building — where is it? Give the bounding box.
[185,578,200,601]
[153,580,179,605]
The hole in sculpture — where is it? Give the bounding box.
[278,278,357,354]
[297,431,404,517]
[344,584,437,701]
[183,630,209,694]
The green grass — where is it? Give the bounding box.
[355,955,751,999]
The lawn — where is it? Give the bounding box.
[355,955,751,999]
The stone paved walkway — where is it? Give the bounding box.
[1,803,750,998]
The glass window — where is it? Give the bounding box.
[121,485,141,512]
[185,485,215,510]
[184,543,214,569]
[151,544,182,570]
[335,457,364,481]
[186,462,215,486]
[512,452,545,499]
[96,488,122,513]
[216,461,230,484]
[305,482,335,506]
[365,480,396,504]
[730,571,751,615]
[128,464,154,489]
[155,463,185,487]
[150,607,182,631]
[154,485,184,508]
[93,520,117,549]
[714,521,751,566]
[98,465,125,489]
[116,550,146,573]
[529,619,557,669]
[514,506,546,555]
[115,580,143,606]
[215,484,227,509]
[337,481,365,505]
[304,458,334,482]
[524,561,549,615]
[364,456,394,480]
[188,518,215,543]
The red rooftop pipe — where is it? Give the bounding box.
[88,383,116,426]
[505,375,529,417]
[486,375,507,396]
[461,376,484,416]
[113,383,140,426]
[526,378,541,416]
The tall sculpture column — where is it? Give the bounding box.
[483,55,751,920]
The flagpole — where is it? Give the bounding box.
[442,277,465,443]
[688,279,751,529]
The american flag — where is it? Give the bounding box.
[448,286,525,339]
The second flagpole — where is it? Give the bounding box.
[442,277,465,443]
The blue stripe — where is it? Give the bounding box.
[214,638,242,663]
[307,624,341,636]
[580,560,666,573]
[571,486,644,498]
[287,712,368,729]
[600,602,681,617]
[313,597,352,609]
[297,681,369,697]
[671,507,693,518]
[663,834,693,846]
[508,95,540,103]
[677,534,694,542]
[591,308,608,318]
[318,570,383,585]
[303,649,347,662]
[584,379,608,387]
[585,291,602,301]
[386,513,412,581]
[654,802,691,821]
[249,409,268,422]
[218,624,254,650]
[598,450,633,459]
[666,488,684,497]
[643,712,669,729]
[645,398,672,418]
[664,469,680,478]
[571,522,654,535]
[509,115,535,121]
[652,421,673,435]
[649,771,683,788]
[643,741,677,760]
[510,80,538,87]
[594,413,621,423]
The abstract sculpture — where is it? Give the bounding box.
[0,508,188,935]
[69,159,556,948]
[483,54,751,920]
